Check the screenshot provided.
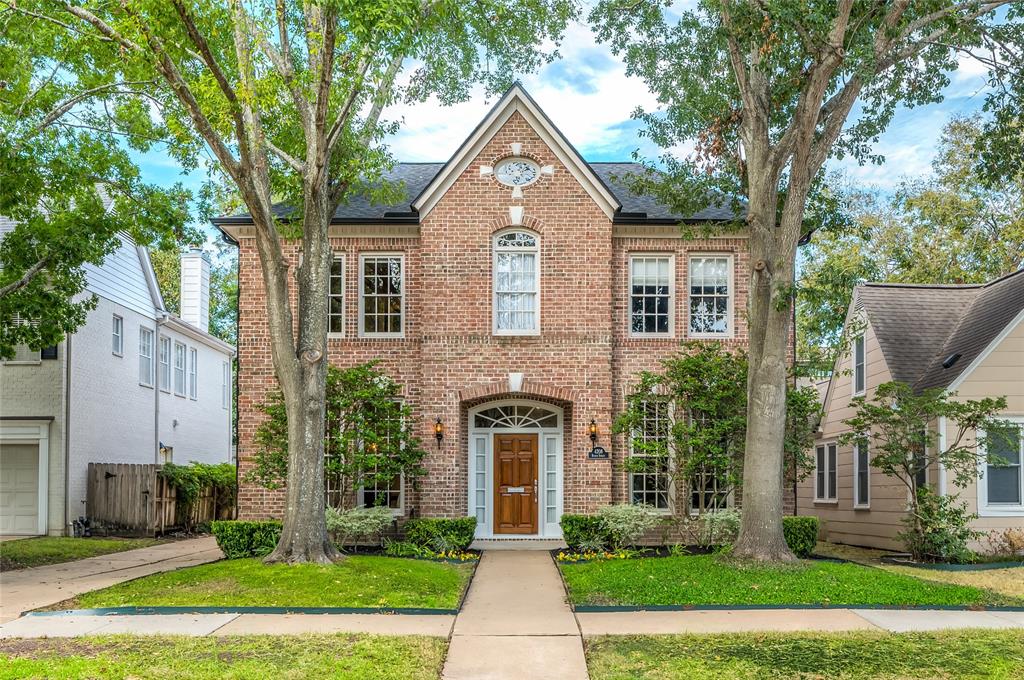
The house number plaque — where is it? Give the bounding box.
[588,446,609,460]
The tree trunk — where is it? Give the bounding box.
[731,169,798,562]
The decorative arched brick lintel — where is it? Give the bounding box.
[486,214,545,234]
[458,378,576,406]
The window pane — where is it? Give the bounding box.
[856,443,869,505]
[815,446,825,500]
[827,444,837,499]
[361,256,403,335]
[988,467,1021,504]
[688,256,730,335]
[630,256,672,335]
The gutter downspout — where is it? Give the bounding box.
[63,333,72,535]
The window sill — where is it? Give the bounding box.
[687,332,734,340]
[813,499,839,505]
[1,361,41,366]
[853,504,871,510]
[140,382,154,390]
[978,506,1024,517]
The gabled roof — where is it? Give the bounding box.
[855,268,1024,392]
[211,84,744,230]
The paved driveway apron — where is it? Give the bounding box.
[442,550,588,680]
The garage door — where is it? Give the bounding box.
[0,444,40,535]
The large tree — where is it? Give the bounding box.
[0,3,194,358]
[24,0,575,563]
[592,1,1023,560]
[798,117,1024,369]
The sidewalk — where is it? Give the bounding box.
[0,536,222,623]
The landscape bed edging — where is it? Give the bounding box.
[879,555,1024,571]
[22,605,459,617]
[571,603,1024,613]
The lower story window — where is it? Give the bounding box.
[690,465,730,514]
[359,474,402,510]
[815,442,837,501]
[630,398,671,510]
[987,424,1022,506]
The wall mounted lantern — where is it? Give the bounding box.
[588,418,599,444]
[434,418,445,449]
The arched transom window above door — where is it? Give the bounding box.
[473,404,558,429]
[493,230,540,335]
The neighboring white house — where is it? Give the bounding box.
[0,229,234,536]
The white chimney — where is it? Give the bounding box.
[180,248,210,333]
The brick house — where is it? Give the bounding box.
[217,84,758,539]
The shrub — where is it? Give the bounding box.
[325,506,395,551]
[160,462,237,530]
[782,516,820,558]
[383,540,429,558]
[700,508,742,547]
[404,517,477,552]
[597,504,663,550]
[210,520,282,559]
[985,528,1024,559]
[900,489,980,563]
[560,514,609,551]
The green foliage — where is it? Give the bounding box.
[781,516,820,559]
[210,520,282,559]
[159,462,237,530]
[596,504,663,551]
[900,489,981,564]
[403,518,477,553]
[700,508,742,547]
[0,537,160,571]
[325,506,395,551]
[383,540,429,558]
[560,514,610,551]
[249,363,427,508]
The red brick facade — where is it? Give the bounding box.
[231,97,791,529]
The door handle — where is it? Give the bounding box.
[533,478,538,502]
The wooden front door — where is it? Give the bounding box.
[493,433,538,534]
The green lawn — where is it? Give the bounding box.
[0,634,445,680]
[586,630,1024,679]
[0,537,162,571]
[62,556,473,610]
[560,555,1021,607]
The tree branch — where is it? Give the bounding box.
[0,257,48,299]
[266,139,305,173]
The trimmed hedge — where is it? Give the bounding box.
[210,520,282,559]
[561,514,609,550]
[783,516,820,558]
[404,517,477,551]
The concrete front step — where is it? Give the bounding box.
[470,539,566,551]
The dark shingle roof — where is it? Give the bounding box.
[857,269,1024,391]
[217,162,741,225]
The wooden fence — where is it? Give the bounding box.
[86,463,233,537]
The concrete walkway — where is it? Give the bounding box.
[0,536,222,623]
[442,551,588,680]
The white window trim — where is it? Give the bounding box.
[852,334,866,397]
[173,340,187,397]
[357,478,405,517]
[686,253,735,339]
[977,418,1024,517]
[222,360,230,410]
[188,347,198,400]
[814,441,839,504]
[358,252,405,339]
[628,253,675,338]
[112,315,124,357]
[628,395,675,514]
[138,327,154,388]
[158,336,171,393]
[328,253,345,338]
[492,230,541,336]
[853,438,871,509]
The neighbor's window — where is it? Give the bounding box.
[359,254,404,337]
[173,341,186,395]
[188,347,198,399]
[222,361,230,410]
[494,231,539,334]
[688,255,732,336]
[854,438,870,508]
[630,398,671,510]
[630,255,673,336]
[853,334,866,395]
[986,424,1022,506]
[112,315,124,356]
[158,337,171,392]
[329,255,344,334]
[815,443,837,501]
[913,429,929,491]
[138,327,154,386]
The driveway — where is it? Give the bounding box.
[0,536,222,623]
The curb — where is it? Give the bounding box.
[572,604,1024,613]
[22,606,459,617]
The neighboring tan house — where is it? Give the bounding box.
[798,269,1024,550]
[0,232,235,537]
[218,84,771,539]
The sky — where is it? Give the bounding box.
[133,16,995,227]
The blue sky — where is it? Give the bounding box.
[133,18,994,219]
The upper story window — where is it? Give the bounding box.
[189,347,198,399]
[158,337,171,392]
[222,361,231,410]
[359,254,404,337]
[688,255,732,337]
[329,255,345,335]
[495,158,540,187]
[112,315,123,356]
[173,341,186,396]
[815,442,837,502]
[493,230,539,335]
[630,255,673,336]
[138,327,154,387]
[853,334,866,395]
